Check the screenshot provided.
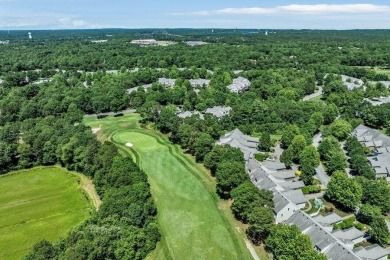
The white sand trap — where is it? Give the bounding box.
[92,128,101,134]
[126,143,134,147]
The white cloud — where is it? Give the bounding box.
[215,8,276,15]
[169,4,390,16]
[278,4,390,14]
[0,15,100,29]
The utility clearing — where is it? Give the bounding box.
[84,113,252,260]
[0,167,92,260]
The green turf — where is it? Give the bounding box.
[84,113,252,260]
[0,167,91,260]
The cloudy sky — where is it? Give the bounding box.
[0,1,390,29]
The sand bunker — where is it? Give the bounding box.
[126,143,134,147]
[92,128,101,134]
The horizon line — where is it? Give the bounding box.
[0,27,390,31]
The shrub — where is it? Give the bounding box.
[301,185,321,194]
[255,152,269,161]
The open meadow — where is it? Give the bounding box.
[0,167,92,260]
[84,113,252,260]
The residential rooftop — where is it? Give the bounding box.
[313,213,343,226]
[177,111,204,120]
[217,129,259,161]
[227,77,251,93]
[364,97,390,106]
[205,106,231,118]
[185,41,207,46]
[341,75,364,91]
[353,244,390,260]
[352,125,390,179]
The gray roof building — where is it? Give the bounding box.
[177,111,204,120]
[352,125,390,179]
[353,244,389,260]
[341,75,365,91]
[127,83,153,94]
[189,79,210,87]
[158,78,176,87]
[227,77,251,93]
[286,211,361,260]
[217,129,259,161]
[313,213,343,227]
[279,180,305,190]
[205,106,232,118]
[368,81,390,88]
[261,161,287,171]
[270,170,296,180]
[364,97,390,106]
[281,189,307,206]
[185,41,208,46]
[332,227,365,245]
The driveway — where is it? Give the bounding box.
[315,162,330,188]
[303,86,323,101]
[84,109,137,118]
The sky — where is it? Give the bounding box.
[0,1,390,30]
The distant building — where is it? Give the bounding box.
[185,41,207,46]
[341,75,364,91]
[127,84,153,94]
[158,78,176,88]
[177,111,204,120]
[91,40,108,43]
[205,106,231,119]
[0,40,9,45]
[130,39,175,47]
[130,39,157,46]
[227,77,251,93]
[369,81,390,89]
[189,79,210,87]
[364,97,390,106]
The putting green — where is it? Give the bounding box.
[84,114,252,260]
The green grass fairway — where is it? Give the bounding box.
[84,114,252,260]
[0,167,92,260]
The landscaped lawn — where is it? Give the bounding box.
[0,167,91,260]
[84,113,253,260]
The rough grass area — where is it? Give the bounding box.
[84,113,253,260]
[0,167,91,260]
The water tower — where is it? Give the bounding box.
[28,32,32,39]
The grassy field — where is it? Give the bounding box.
[350,66,390,77]
[84,114,253,260]
[0,167,92,260]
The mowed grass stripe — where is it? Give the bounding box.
[113,130,251,260]
[0,167,91,260]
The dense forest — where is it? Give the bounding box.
[1,29,390,259]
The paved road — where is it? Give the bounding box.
[84,109,137,118]
[303,86,323,101]
[315,162,330,188]
[273,143,284,161]
[244,240,260,260]
[313,132,322,148]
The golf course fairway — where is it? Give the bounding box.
[0,167,92,260]
[84,114,252,260]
